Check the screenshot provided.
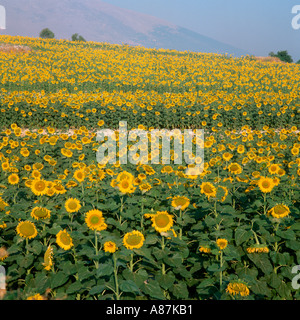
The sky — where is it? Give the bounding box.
[103,0,300,61]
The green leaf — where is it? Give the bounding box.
[276,229,296,240]
[89,284,106,295]
[120,280,140,294]
[67,281,82,294]
[250,279,272,298]
[51,271,69,289]
[156,273,176,290]
[97,263,114,277]
[142,280,165,300]
[247,254,273,275]
[235,227,252,246]
[18,254,34,268]
[172,281,189,299]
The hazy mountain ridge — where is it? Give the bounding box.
[0,0,249,56]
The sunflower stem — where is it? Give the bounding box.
[161,236,166,275]
[113,253,120,300]
[94,229,99,269]
[129,253,134,272]
[220,250,223,290]
[263,193,267,215]
[179,209,183,240]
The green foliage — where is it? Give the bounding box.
[71,33,86,42]
[39,28,55,39]
[269,50,293,63]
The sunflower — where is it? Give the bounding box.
[116,171,134,183]
[16,221,38,239]
[56,229,73,250]
[257,176,275,193]
[268,164,280,175]
[117,178,136,194]
[226,281,250,297]
[150,211,174,233]
[31,207,51,220]
[85,209,107,231]
[8,173,19,185]
[73,169,85,183]
[123,230,145,250]
[0,247,8,261]
[139,182,152,193]
[222,152,233,161]
[216,238,228,250]
[268,204,290,219]
[171,196,190,210]
[27,294,45,300]
[104,241,118,253]
[246,245,269,253]
[42,245,53,271]
[200,182,217,199]
[199,245,211,254]
[0,198,8,211]
[65,198,81,213]
[161,165,173,174]
[228,163,242,174]
[30,179,48,196]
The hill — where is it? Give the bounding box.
[0,0,249,56]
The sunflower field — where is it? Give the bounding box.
[0,35,299,300]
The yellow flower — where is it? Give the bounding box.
[200,182,217,199]
[123,230,145,250]
[16,221,38,239]
[8,173,19,185]
[199,246,211,254]
[56,229,73,250]
[27,294,45,300]
[246,245,269,253]
[268,204,290,219]
[65,198,81,213]
[42,245,53,270]
[150,211,174,233]
[73,169,85,183]
[228,162,243,175]
[171,196,190,210]
[0,247,9,261]
[30,179,48,196]
[104,241,118,253]
[257,176,275,193]
[216,238,228,250]
[117,178,136,194]
[226,281,250,297]
[85,209,107,231]
[31,207,51,220]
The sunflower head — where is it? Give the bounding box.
[258,176,275,193]
[85,209,107,231]
[16,221,38,239]
[171,196,190,210]
[150,211,174,233]
[30,179,48,196]
[268,204,290,219]
[31,207,51,220]
[42,245,53,270]
[226,281,250,297]
[117,178,136,194]
[104,241,118,253]
[216,238,228,250]
[8,174,19,185]
[65,198,81,213]
[123,230,145,250]
[56,229,73,250]
[200,182,217,199]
